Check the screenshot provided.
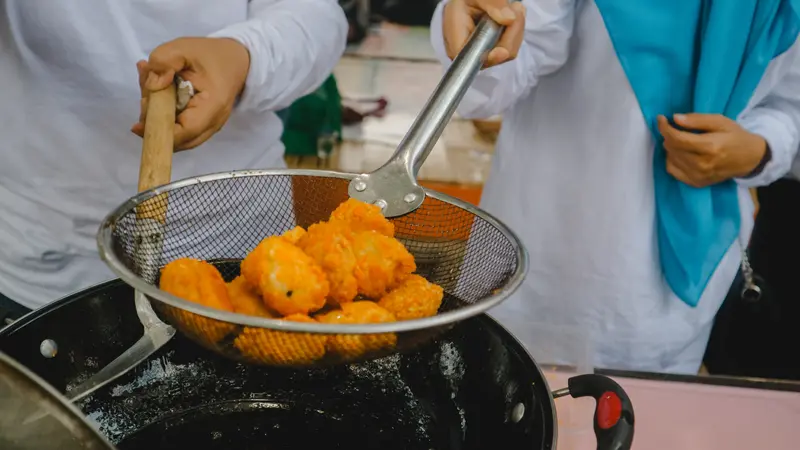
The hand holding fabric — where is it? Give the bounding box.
[131,37,251,151]
[442,0,526,68]
[657,113,768,188]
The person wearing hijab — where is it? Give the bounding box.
[432,0,800,373]
[0,0,348,325]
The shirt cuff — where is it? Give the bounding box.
[735,110,798,188]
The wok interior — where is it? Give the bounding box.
[0,282,553,450]
[107,174,521,366]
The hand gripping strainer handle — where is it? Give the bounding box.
[348,15,505,217]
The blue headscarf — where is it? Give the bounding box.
[593,0,800,306]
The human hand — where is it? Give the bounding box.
[656,113,768,188]
[132,37,251,151]
[442,0,526,68]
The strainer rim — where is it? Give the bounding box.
[96,168,528,335]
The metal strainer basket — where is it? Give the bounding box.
[97,16,527,369]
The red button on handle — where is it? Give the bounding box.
[565,374,635,450]
[596,391,623,429]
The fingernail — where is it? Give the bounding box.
[674,113,687,121]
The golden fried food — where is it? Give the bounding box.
[351,230,416,299]
[240,236,329,316]
[158,198,449,367]
[329,198,395,237]
[316,301,398,360]
[378,274,444,320]
[281,226,307,245]
[160,306,237,349]
[296,221,358,306]
[234,313,327,365]
[160,258,234,312]
[227,276,276,318]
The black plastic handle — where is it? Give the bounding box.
[567,374,635,450]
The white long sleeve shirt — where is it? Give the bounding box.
[0,0,347,309]
[432,0,800,373]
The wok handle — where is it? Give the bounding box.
[138,84,176,194]
[562,374,635,450]
[390,15,503,176]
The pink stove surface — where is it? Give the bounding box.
[543,371,800,450]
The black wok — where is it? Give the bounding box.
[0,280,634,450]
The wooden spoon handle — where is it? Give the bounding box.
[138,84,176,193]
[136,84,176,223]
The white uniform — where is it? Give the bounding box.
[430,0,800,373]
[0,0,347,309]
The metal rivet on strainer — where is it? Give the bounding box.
[40,339,58,358]
[511,403,525,423]
[403,193,417,203]
[373,199,388,210]
[353,180,367,192]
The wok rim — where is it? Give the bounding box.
[96,168,529,335]
[0,351,118,450]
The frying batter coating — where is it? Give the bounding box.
[240,236,329,316]
[160,258,233,312]
[315,301,397,360]
[234,313,327,365]
[227,275,276,318]
[161,306,237,348]
[378,274,444,320]
[351,230,416,299]
[296,221,358,306]
[329,198,395,237]
[281,226,307,245]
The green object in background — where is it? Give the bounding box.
[281,75,343,158]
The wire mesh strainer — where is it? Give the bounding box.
[97,16,528,368]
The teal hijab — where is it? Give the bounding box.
[593,0,800,306]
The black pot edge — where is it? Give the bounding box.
[480,316,560,449]
[0,279,128,337]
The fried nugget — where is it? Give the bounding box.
[227,275,276,318]
[281,226,307,245]
[234,313,327,366]
[378,274,444,321]
[296,221,358,306]
[351,231,416,299]
[159,258,236,344]
[329,198,395,237]
[315,301,397,360]
[240,236,329,316]
[160,258,234,312]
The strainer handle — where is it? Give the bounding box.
[348,15,504,217]
[391,15,503,176]
[138,84,177,194]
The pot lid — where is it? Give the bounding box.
[0,351,116,450]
